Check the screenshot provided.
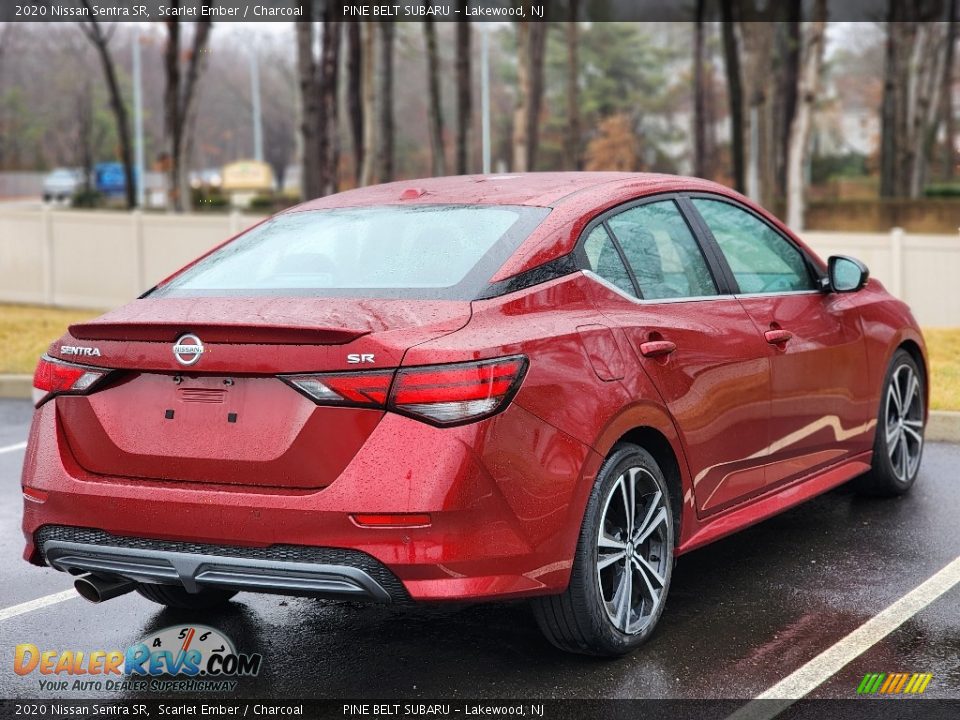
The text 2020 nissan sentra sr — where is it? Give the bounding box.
[21,173,926,656]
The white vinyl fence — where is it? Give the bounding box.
[0,208,958,326]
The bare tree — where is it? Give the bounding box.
[943,0,957,180]
[777,10,801,197]
[346,22,364,184]
[454,4,472,174]
[720,0,745,192]
[296,11,322,199]
[162,4,213,211]
[423,8,446,176]
[378,22,395,182]
[77,8,135,208]
[693,0,708,178]
[512,21,547,171]
[297,9,341,199]
[880,6,952,198]
[564,0,581,170]
[785,0,827,230]
[318,16,341,196]
[359,23,377,186]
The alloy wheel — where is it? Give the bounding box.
[884,363,924,483]
[596,466,670,635]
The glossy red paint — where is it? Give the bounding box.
[22,172,926,606]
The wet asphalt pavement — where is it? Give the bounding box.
[0,397,957,704]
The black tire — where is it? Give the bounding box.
[135,583,236,609]
[531,443,674,656]
[855,349,926,497]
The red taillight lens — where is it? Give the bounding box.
[390,356,528,426]
[32,355,112,407]
[281,355,528,426]
[281,370,393,408]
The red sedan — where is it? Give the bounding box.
[21,173,927,656]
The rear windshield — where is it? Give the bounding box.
[151,205,549,301]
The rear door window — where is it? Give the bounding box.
[606,200,718,300]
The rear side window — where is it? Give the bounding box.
[692,198,815,294]
[152,205,549,301]
[583,225,637,297]
[606,200,718,300]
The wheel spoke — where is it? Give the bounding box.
[888,382,902,416]
[638,506,668,544]
[903,418,923,429]
[634,489,662,541]
[597,550,626,570]
[903,372,919,415]
[887,428,901,459]
[885,421,900,444]
[902,424,923,446]
[613,567,632,631]
[599,532,627,550]
[626,468,638,536]
[633,557,661,615]
[633,554,665,587]
[617,474,632,537]
[898,434,909,479]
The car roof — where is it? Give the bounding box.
[291,172,737,211]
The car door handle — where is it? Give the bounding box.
[764,329,793,345]
[639,340,677,358]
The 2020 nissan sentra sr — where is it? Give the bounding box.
[22,173,927,656]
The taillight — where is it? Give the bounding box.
[281,370,393,409]
[281,355,528,427]
[32,355,113,407]
[390,356,528,426]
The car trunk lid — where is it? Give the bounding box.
[53,296,471,489]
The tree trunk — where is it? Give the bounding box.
[454,3,472,175]
[693,0,707,178]
[944,0,957,180]
[423,9,446,176]
[378,22,395,183]
[318,15,341,196]
[359,23,377,186]
[879,13,900,198]
[785,0,827,230]
[512,22,531,172]
[296,11,322,200]
[162,7,213,212]
[564,0,581,170]
[346,22,364,185]
[778,12,801,198]
[911,23,949,198]
[526,22,547,171]
[77,11,136,209]
[720,0,745,193]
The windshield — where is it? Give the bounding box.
[152,205,549,301]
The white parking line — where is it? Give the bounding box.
[0,441,27,455]
[0,589,78,622]
[728,555,960,720]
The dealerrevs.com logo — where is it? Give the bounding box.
[14,625,262,693]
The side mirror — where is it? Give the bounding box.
[827,255,869,293]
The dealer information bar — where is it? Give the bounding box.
[1,0,949,23]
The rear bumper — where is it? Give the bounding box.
[22,400,602,602]
[37,526,406,603]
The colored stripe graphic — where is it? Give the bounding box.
[858,672,932,694]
